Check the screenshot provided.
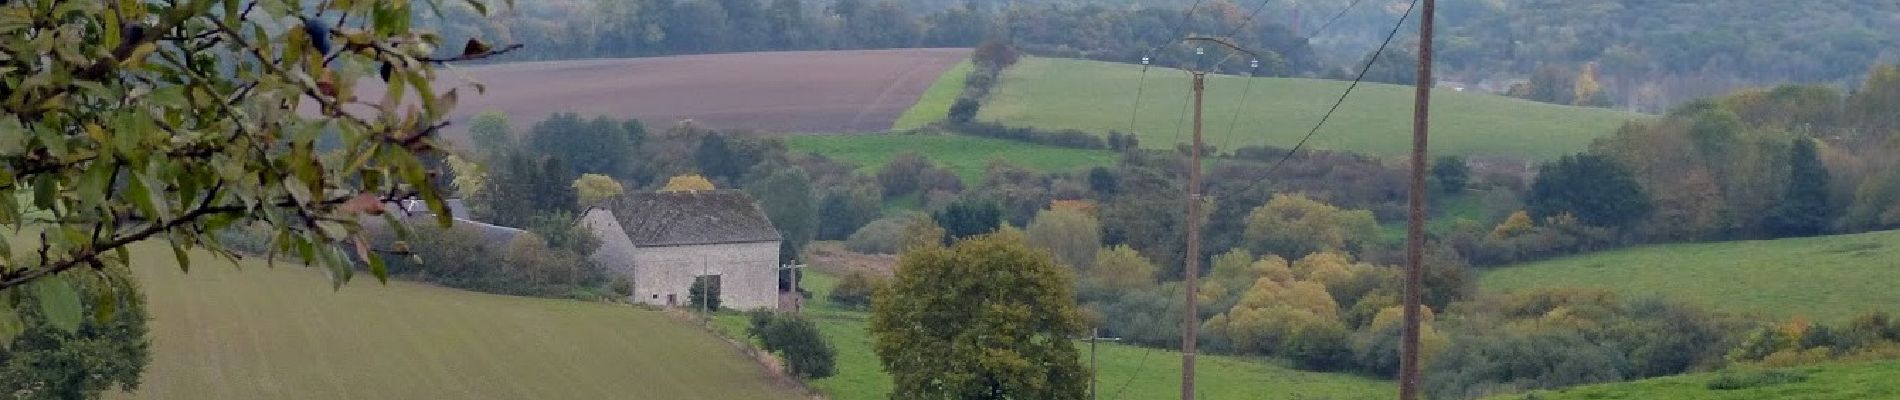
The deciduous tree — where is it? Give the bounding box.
[1527,154,1653,228]
[1025,208,1101,269]
[871,233,1087,400]
[572,174,626,207]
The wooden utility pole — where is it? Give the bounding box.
[1182,66,1205,400]
[1176,37,1255,400]
[1400,0,1437,398]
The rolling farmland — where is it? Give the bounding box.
[430,48,969,141]
[112,243,800,400]
[979,57,1641,160]
[1480,230,1900,322]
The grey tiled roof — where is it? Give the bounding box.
[593,190,781,247]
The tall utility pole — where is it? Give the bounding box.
[1182,65,1205,400]
[1086,328,1123,400]
[1400,0,1438,398]
[1176,37,1256,400]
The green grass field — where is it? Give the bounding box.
[891,59,973,131]
[716,269,1395,400]
[786,133,1121,184]
[979,57,1641,160]
[1488,361,1900,400]
[1480,230,1900,322]
[110,243,799,400]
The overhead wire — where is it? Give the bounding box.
[1128,0,1210,142]
[1310,0,1369,38]
[1254,0,1420,182]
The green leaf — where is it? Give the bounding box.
[172,243,191,273]
[33,275,84,333]
[93,287,117,325]
[0,297,22,345]
[367,252,388,284]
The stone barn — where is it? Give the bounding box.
[580,190,782,310]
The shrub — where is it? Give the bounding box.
[846,217,912,254]
[688,276,721,311]
[747,312,838,379]
[1706,369,1808,390]
[828,272,881,310]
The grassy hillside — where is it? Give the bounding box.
[113,243,799,400]
[1480,230,1900,322]
[891,59,972,130]
[786,133,1120,184]
[715,269,1395,400]
[979,57,1641,160]
[1488,361,1900,400]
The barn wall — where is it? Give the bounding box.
[579,209,640,289]
[628,241,781,310]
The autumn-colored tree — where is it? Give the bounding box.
[1026,208,1102,269]
[661,174,717,192]
[0,0,517,339]
[1848,64,1900,135]
[572,174,626,207]
[871,233,1087,400]
[1243,194,1380,258]
[446,155,489,200]
[1490,210,1536,239]
[1088,245,1159,291]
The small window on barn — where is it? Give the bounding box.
[651,294,659,299]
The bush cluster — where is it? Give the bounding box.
[746,311,837,379]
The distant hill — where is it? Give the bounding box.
[1304,0,1900,110]
[1479,230,1900,322]
[978,57,1640,160]
[1485,360,1900,400]
[113,243,799,400]
[786,134,1120,184]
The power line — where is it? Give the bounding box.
[1255,0,1419,179]
[1216,64,1261,154]
[1127,0,1210,143]
[1103,283,1183,400]
[1309,0,1368,37]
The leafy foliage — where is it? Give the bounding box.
[0,266,147,400]
[744,165,817,263]
[571,174,626,207]
[1025,209,1100,269]
[467,110,514,156]
[472,150,579,228]
[1432,156,1471,194]
[661,174,717,192]
[746,311,837,380]
[871,233,1087,400]
[932,199,1002,243]
[1764,139,1835,236]
[827,272,881,311]
[0,0,517,335]
[526,113,640,177]
[844,216,911,255]
[1243,194,1380,259]
[689,275,722,311]
[1528,154,1653,228]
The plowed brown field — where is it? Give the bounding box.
[436,48,969,140]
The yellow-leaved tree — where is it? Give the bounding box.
[660,174,716,192]
[572,174,626,206]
